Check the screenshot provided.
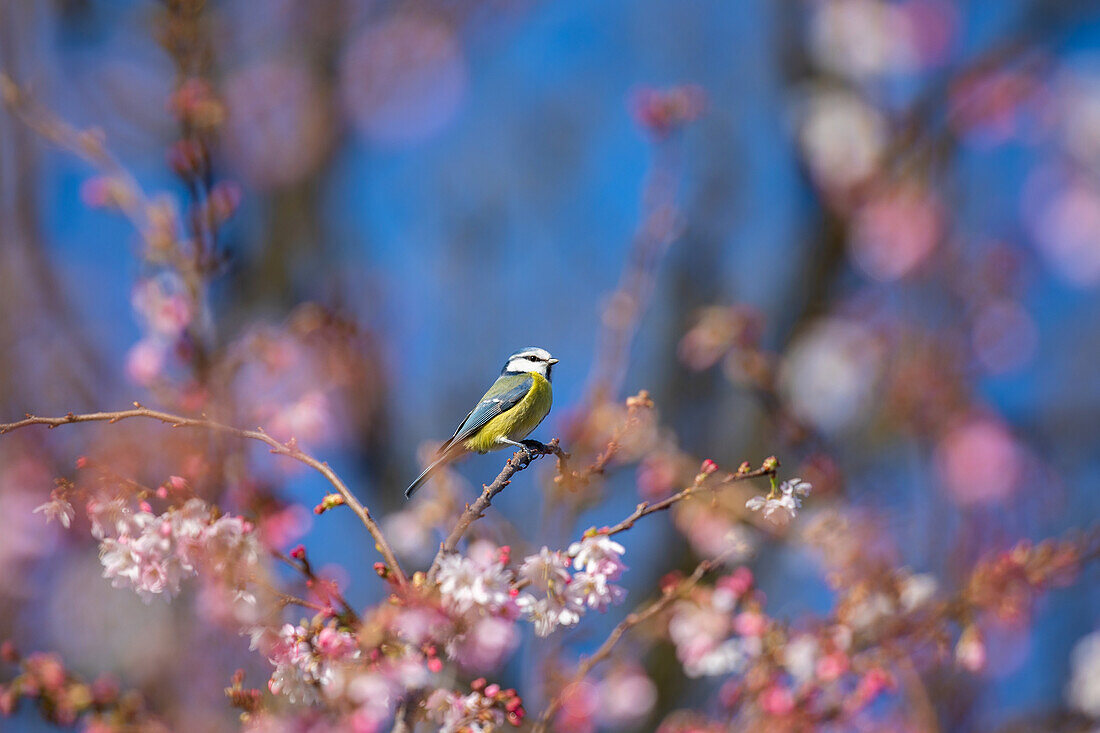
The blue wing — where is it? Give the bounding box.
[437,374,533,454]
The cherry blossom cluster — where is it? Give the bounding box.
[660,563,902,728]
[251,609,430,730]
[436,543,516,618]
[48,496,263,604]
[263,620,360,704]
[667,567,761,677]
[425,678,526,731]
[433,534,628,640]
[516,534,627,637]
[250,601,527,732]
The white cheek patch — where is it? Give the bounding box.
[507,358,546,375]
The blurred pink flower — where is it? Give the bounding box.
[935,416,1022,505]
[1026,172,1100,286]
[810,0,957,80]
[955,625,987,673]
[596,665,657,727]
[849,186,943,281]
[341,14,467,146]
[759,684,795,716]
[223,61,332,188]
[630,84,706,139]
[131,274,193,339]
[33,493,75,529]
[125,338,167,386]
[556,680,599,733]
[447,616,518,672]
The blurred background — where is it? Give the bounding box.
[2,0,1100,731]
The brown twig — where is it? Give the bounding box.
[0,404,408,587]
[425,439,566,584]
[273,550,360,624]
[532,551,730,732]
[603,462,777,536]
[556,390,653,491]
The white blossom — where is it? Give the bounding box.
[782,635,820,685]
[746,478,813,525]
[516,540,627,636]
[517,546,571,593]
[1067,631,1100,717]
[568,534,627,580]
[33,495,75,528]
[567,571,626,613]
[516,591,584,637]
[436,553,513,616]
[899,572,938,612]
[266,621,360,704]
[88,497,260,603]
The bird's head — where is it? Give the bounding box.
[502,347,558,380]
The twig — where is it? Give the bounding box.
[603,462,777,536]
[426,439,565,584]
[0,72,166,252]
[0,404,407,587]
[532,551,729,732]
[273,550,360,624]
[556,391,653,491]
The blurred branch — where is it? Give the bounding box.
[0,405,408,587]
[575,112,696,417]
[426,439,567,583]
[532,549,730,732]
[0,72,157,240]
[0,71,214,377]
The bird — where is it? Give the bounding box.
[405,346,558,499]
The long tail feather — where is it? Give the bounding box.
[405,453,454,499]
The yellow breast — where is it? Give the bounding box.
[463,374,553,454]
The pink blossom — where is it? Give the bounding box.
[267,621,360,704]
[125,338,167,386]
[759,684,795,716]
[436,551,515,617]
[517,547,571,593]
[816,651,850,681]
[446,616,519,672]
[568,534,627,581]
[733,612,768,637]
[596,665,657,727]
[956,626,987,673]
[132,275,193,339]
[88,497,260,604]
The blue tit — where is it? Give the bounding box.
[405,347,558,499]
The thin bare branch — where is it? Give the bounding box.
[426,439,566,584]
[603,462,777,537]
[0,404,407,587]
